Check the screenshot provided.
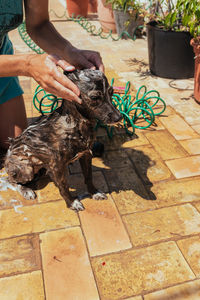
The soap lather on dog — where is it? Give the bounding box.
[4,69,122,211]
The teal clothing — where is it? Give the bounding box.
[0,0,24,104]
[0,0,23,47]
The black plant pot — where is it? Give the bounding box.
[147,21,195,79]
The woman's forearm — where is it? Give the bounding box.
[0,54,32,77]
[26,20,77,61]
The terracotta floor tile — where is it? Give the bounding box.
[0,271,44,300]
[151,177,200,207]
[134,118,165,131]
[195,202,200,213]
[0,200,79,239]
[126,145,172,183]
[192,124,200,134]
[91,242,195,299]
[40,227,99,300]
[104,166,152,214]
[0,188,36,210]
[145,130,187,160]
[144,279,200,299]
[173,103,200,126]
[160,114,199,140]
[36,177,61,203]
[161,105,176,116]
[79,196,131,256]
[0,235,40,278]
[112,190,157,215]
[124,297,143,300]
[122,204,200,247]
[68,170,109,195]
[177,236,200,277]
[99,150,133,169]
[104,165,146,192]
[166,155,200,179]
[96,131,149,152]
[179,139,200,155]
[36,171,109,203]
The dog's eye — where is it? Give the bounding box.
[91,95,100,101]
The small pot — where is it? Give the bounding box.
[113,10,143,39]
[66,0,88,18]
[97,0,116,33]
[88,0,97,13]
[191,38,200,103]
[147,21,195,79]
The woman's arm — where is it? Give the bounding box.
[0,52,81,103]
[24,0,104,70]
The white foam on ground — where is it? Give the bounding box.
[0,177,18,192]
[59,0,66,8]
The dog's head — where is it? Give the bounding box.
[64,69,122,124]
[5,154,34,184]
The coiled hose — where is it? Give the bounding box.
[33,80,166,138]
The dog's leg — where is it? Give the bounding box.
[0,177,36,200]
[48,165,85,211]
[79,153,107,200]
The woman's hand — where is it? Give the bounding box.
[26,53,82,103]
[64,48,104,72]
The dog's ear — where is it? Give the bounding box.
[63,70,80,83]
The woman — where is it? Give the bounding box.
[0,0,104,149]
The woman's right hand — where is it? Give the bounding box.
[25,53,82,103]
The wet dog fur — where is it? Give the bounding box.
[4,69,121,211]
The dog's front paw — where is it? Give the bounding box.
[70,199,85,212]
[92,191,108,200]
[19,186,36,200]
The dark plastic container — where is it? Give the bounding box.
[147,21,195,79]
[113,10,143,39]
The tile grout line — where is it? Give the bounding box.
[119,199,200,217]
[77,212,102,300]
[101,164,135,248]
[175,240,197,279]
[0,224,81,242]
[89,234,200,260]
[109,192,133,249]
[38,233,47,300]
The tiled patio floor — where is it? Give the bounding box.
[1,1,200,299]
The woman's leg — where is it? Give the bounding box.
[0,95,27,149]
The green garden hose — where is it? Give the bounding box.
[33,80,166,137]
[18,12,142,48]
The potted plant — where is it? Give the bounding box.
[97,0,117,33]
[106,0,144,39]
[146,0,195,79]
[181,0,200,102]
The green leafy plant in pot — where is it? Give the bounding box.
[106,0,144,39]
[146,0,195,79]
[181,0,200,102]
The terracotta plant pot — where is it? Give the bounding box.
[97,0,116,33]
[66,0,88,18]
[191,38,200,103]
[88,0,97,13]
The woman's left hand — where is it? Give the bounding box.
[65,48,104,72]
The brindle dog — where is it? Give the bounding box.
[4,69,121,211]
